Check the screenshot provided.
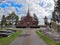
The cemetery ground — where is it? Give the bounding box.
[0,28,22,45]
[10,28,47,45]
[0,27,60,45]
[36,30,60,45]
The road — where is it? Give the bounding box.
[10,28,47,45]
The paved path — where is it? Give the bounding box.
[10,28,47,45]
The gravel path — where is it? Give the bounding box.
[10,28,47,45]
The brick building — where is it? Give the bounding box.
[17,9,38,27]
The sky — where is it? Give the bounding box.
[0,0,55,25]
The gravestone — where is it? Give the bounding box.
[0,30,13,37]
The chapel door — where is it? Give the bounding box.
[27,22,30,27]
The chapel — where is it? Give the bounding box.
[17,9,38,27]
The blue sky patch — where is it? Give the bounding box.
[39,2,45,7]
[0,1,23,12]
[0,3,8,8]
[7,1,23,8]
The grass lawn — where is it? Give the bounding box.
[36,31,60,45]
[0,30,22,45]
[0,27,7,30]
[56,43,60,45]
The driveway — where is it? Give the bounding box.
[10,28,47,45]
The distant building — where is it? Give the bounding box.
[17,9,39,27]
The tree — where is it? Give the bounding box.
[54,0,60,23]
[15,16,19,25]
[9,12,16,24]
[44,16,48,25]
[8,21,12,25]
[1,15,6,27]
[56,0,60,23]
[33,14,39,25]
[6,12,17,25]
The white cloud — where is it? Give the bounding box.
[21,0,54,25]
[0,0,55,25]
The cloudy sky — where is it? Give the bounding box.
[0,0,55,25]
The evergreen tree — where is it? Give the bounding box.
[53,0,60,23]
[57,0,60,22]
[1,15,6,27]
[8,21,12,25]
[6,12,17,25]
[44,16,48,25]
[33,14,39,25]
[15,16,19,25]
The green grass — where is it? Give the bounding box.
[56,43,60,45]
[0,30,22,45]
[36,31,57,45]
[0,27,7,30]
